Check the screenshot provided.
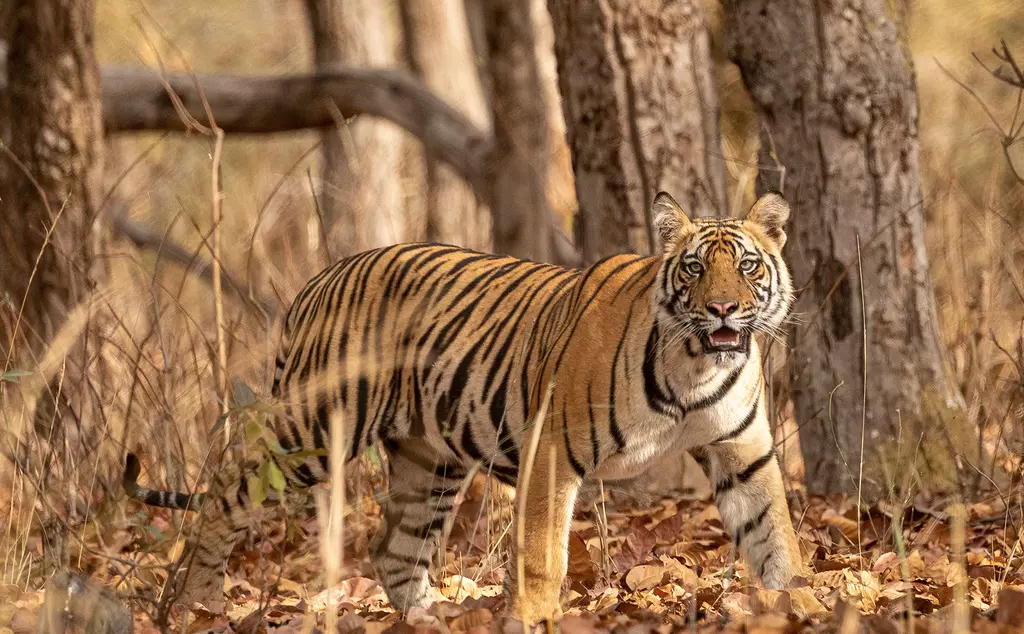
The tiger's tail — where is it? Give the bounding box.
[123,453,205,511]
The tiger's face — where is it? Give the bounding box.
[652,192,793,358]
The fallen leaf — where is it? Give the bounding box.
[624,564,665,592]
[611,526,656,572]
[997,585,1024,626]
[567,531,598,588]
[651,512,685,544]
[440,575,479,602]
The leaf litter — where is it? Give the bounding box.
[4,481,1024,633]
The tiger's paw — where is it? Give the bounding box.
[507,597,563,629]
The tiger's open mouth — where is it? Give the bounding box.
[699,327,750,354]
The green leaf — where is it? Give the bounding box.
[231,377,256,408]
[247,474,266,508]
[365,445,381,470]
[266,461,286,496]
[245,419,263,446]
[1,369,32,382]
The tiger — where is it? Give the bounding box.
[123,191,805,626]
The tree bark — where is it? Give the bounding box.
[547,0,727,264]
[0,0,104,362]
[401,0,491,250]
[304,0,404,253]
[725,0,963,497]
[483,0,550,262]
[0,0,105,572]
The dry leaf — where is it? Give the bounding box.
[611,526,656,572]
[624,564,665,592]
[998,585,1024,626]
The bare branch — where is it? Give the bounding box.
[110,205,278,318]
[101,65,583,266]
[101,65,492,193]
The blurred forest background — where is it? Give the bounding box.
[1,0,1024,631]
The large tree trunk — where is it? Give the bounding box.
[401,0,492,250]
[0,0,103,364]
[547,0,727,263]
[304,0,404,254]
[0,0,105,571]
[483,0,550,262]
[725,0,963,497]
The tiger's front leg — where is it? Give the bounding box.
[505,445,581,626]
[694,426,805,588]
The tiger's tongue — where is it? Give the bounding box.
[710,328,740,345]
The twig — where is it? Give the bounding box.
[855,235,867,564]
[210,127,229,444]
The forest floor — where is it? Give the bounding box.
[2,479,1023,633]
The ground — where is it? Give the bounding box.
[2,476,1022,633]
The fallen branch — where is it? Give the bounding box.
[101,64,582,267]
[101,65,492,194]
[111,206,279,318]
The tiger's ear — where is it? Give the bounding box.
[652,192,693,251]
[745,191,790,248]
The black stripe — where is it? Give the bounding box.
[680,365,744,414]
[714,394,759,443]
[714,476,735,497]
[643,325,676,416]
[587,384,600,469]
[737,449,776,484]
[397,516,447,540]
[735,502,772,547]
[562,408,587,479]
[386,553,432,568]
[690,448,711,474]
[386,573,421,589]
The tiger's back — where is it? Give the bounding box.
[273,244,587,484]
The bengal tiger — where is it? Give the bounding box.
[123,191,804,625]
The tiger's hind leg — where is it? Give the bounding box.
[166,470,264,605]
[371,441,464,611]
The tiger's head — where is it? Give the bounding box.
[651,191,793,358]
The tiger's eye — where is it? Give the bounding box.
[739,258,759,274]
[684,261,704,276]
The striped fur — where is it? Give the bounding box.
[123,192,805,625]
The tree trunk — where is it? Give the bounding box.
[401,0,492,251]
[1,4,14,144]
[547,0,727,264]
[304,0,404,254]
[725,0,963,497]
[0,0,103,364]
[483,0,550,262]
[0,0,105,572]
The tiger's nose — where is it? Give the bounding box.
[706,301,739,317]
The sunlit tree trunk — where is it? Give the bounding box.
[484,0,550,262]
[725,0,963,497]
[305,0,405,255]
[401,0,492,250]
[547,0,727,263]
